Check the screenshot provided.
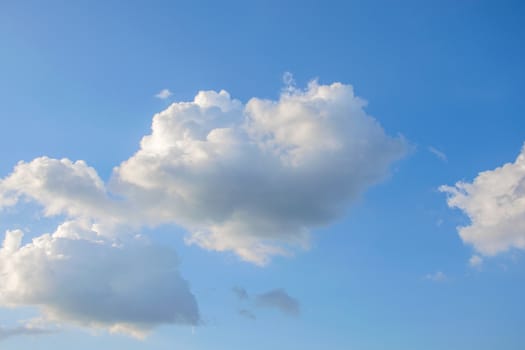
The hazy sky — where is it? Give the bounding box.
[1,1,525,349]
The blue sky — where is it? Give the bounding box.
[1,1,525,349]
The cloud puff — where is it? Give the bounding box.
[0,80,406,265]
[0,158,115,222]
[155,89,173,99]
[424,271,447,282]
[440,144,525,256]
[0,225,199,338]
[469,255,483,268]
[255,289,300,316]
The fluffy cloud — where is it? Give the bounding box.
[238,309,256,320]
[0,80,406,265]
[0,80,405,335]
[114,81,407,264]
[0,225,199,338]
[255,289,300,316]
[0,158,117,223]
[440,144,525,256]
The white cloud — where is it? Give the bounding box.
[0,80,406,266]
[155,89,173,99]
[425,271,447,282]
[0,79,407,337]
[440,144,525,256]
[428,146,447,162]
[0,158,116,222]
[0,225,199,338]
[469,255,483,268]
[114,81,407,264]
[255,289,300,316]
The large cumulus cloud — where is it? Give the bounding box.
[0,79,405,335]
[0,80,406,264]
[113,81,407,264]
[440,144,525,256]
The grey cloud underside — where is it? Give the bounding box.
[233,287,249,300]
[255,289,300,316]
[233,286,298,319]
[0,325,52,341]
[238,309,256,320]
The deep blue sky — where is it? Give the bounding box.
[1,1,524,349]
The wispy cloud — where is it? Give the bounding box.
[0,325,52,341]
[428,146,447,162]
[425,271,447,282]
[232,287,249,300]
[238,309,256,320]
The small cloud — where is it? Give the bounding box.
[232,286,249,300]
[425,271,447,282]
[155,89,173,99]
[440,144,525,257]
[255,289,300,317]
[428,146,447,162]
[0,324,53,341]
[238,309,256,320]
[282,72,296,91]
[469,255,483,268]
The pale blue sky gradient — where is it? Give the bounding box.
[1,1,525,349]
